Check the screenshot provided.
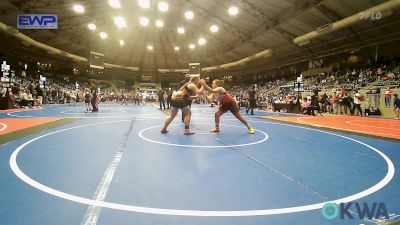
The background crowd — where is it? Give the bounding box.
[1,59,400,118]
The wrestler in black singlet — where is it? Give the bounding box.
[170,83,194,109]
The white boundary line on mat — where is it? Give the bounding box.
[9,119,395,217]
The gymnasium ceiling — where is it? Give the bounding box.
[0,0,399,74]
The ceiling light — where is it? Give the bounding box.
[73,4,84,13]
[177,27,185,34]
[189,44,195,49]
[155,19,164,28]
[88,23,96,30]
[174,46,180,51]
[198,37,206,45]
[139,17,149,26]
[147,45,154,50]
[138,0,150,8]
[210,24,218,33]
[108,0,121,8]
[228,6,239,15]
[119,40,125,46]
[114,16,126,28]
[158,1,168,12]
[99,32,108,39]
[185,11,194,20]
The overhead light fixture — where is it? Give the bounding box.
[108,0,121,8]
[73,4,85,13]
[198,37,206,45]
[88,23,96,30]
[177,27,185,34]
[158,1,168,12]
[174,46,180,51]
[185,11,194,20]
[189,44,195,49]
[99,32,108,39]
[119,40,125,46]
[228,6,239,16]
[147,45,154,50]
[138,0,150,8]
[210,24,218,33]
[139,17,149,26]
[114,16,126,28]
[155,19,164,28]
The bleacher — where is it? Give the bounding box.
[340,82,355,90]
[374,81,400,88]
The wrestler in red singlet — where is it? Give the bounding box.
[201,79,254,134]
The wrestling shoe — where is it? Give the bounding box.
[160,128,169,133]
[248,127,255,134]
[210,128,220,133]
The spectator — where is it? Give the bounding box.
[384,87,393,107]
[310,93,319,116]
[35,85,44,106]
[394,94,400,119]
[84,90,91,112]
[20,89,34,108]
[301,97,311,115]
[166,88,172,109]
[91,88,99,112]
[364,98,371,116]
[374,87,380,107]
[331,92,338,114]
[157,89,166,110]
[352,90,364,116]
[341,93,351,115]
[0,83,7,110]
[246,85,257,115]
